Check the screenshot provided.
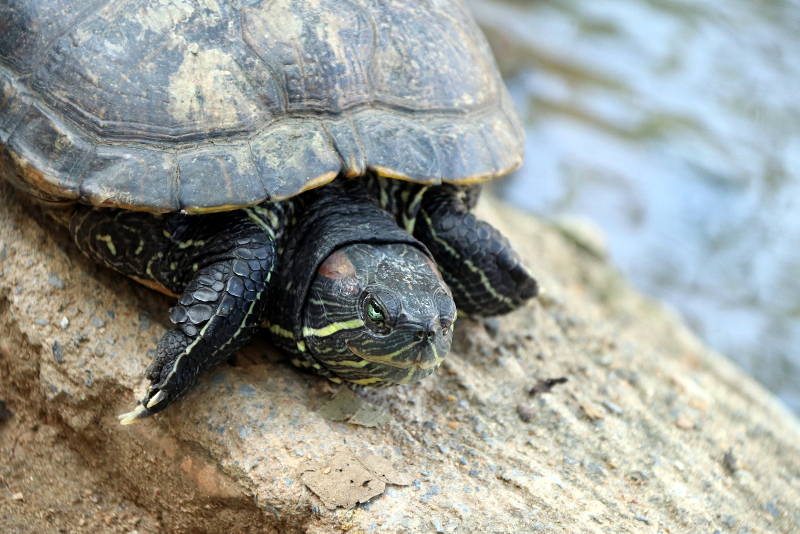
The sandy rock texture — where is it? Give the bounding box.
[1,179,799,533]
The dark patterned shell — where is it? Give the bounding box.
[0,0,524,213]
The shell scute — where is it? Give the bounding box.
[352,110,440,184]
[4,101,91,203]
[0,0,524,211]
[242,0,374,111]
[80,145,178,212]
[249,120,341,200]
[177,142,265,213]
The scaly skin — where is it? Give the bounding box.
[69,177,537,423]
[413,184,538,315]
[72,208,281,422]
[302,243,456,387]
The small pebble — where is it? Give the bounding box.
[0,401,12,420]
[35,318,49,326]
[765,502,780,518]
[138,313,151,332]
[60,316,69,329]
[91,317,106,328]
[675,414,694,430]
[423,421,437,431]
[516,403,535,422]
[723,449,737,473]
[46,272,65,289]
[11,492,23,502]
[419,485,441,504]
[602,401,622,416]
[634,514,651,525]
[584,461,607,476]
[483,317,500,337]
[438,444,450,455]
[52,341,64,363]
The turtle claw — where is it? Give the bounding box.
[145,389,168,409]
[118,404,152,425]
[119,387,170,425]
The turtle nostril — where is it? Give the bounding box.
[417,330,425,339]
[427,330,435,339]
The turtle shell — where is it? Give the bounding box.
[0,0,524,213]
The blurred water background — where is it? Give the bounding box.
[467,0,800,412]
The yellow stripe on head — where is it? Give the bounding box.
[302,318,364,338]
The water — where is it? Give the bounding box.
[467,0,800,412]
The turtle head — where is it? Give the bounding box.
[303,243,456,386]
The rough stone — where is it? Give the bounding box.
[1,180,799,533]
[46,272,65,290]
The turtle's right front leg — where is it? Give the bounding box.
[70,206,281,423]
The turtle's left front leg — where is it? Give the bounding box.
[412,184,538,316]
[70,207,280,422]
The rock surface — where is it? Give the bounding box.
[1,179,799,533]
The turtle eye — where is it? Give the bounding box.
[367,300,385,324]
[361,289,399,335]
[364,298,391,334]
[435,292,456,332]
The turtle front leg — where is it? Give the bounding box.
[413,184,538,316]
[70,207,279,423]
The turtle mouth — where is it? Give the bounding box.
[346,343,440,370]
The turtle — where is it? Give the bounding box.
[0,0,538,424]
